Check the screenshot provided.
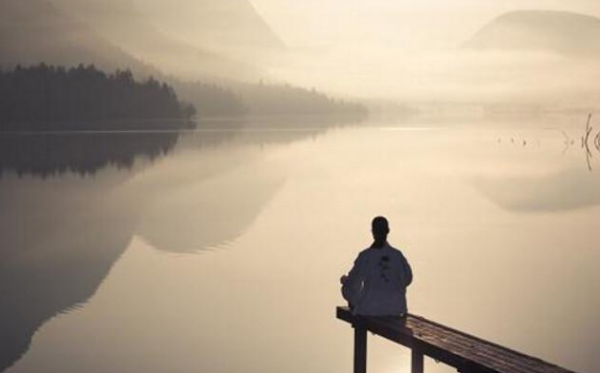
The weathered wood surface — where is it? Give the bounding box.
[337,306,578,373]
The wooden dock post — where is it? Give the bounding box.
[354,322,367,373]
[411,349,424,373]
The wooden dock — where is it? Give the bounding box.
[336,306,579,373]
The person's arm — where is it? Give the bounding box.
[341,253,365,308]
[394,252,412,288]
[401,253,413,287]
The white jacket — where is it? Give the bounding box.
[342,244,412,316]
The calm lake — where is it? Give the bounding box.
[0,116,598,373]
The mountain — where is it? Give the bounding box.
[464,10,600,57]
[0,0,365,119]
[49,0,255,80]
[137,0,285,58]
[0,0,153,74]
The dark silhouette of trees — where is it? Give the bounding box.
[173,79,368,118]
[0,64,367,131]
[173,80,247,117]
[0,64,196,131]
[233,81,368,117]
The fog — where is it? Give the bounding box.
[2,0,600,115]
[267,48,600,108]
[2,2,600,371]
[130,0,600,110]
[245,0,600,107]
[251,0,600,48]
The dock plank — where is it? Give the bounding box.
[336,307,578,373]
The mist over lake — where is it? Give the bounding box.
[1,0,599,372]
[0,115,599,373]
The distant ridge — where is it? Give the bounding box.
[139,0,285,57]
[464,10,600,57]
[0,0,257,80]
[0,0,154,74]
[50,0,256,80]
[0,0,366,119]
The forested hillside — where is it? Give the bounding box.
[0,65,195,131]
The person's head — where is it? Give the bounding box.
[371,216,390,244]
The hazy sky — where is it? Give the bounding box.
[251,0,600,49]
[245,0,600,103]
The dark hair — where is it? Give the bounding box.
[371,216,390,234]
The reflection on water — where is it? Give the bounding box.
[0,132,182,371]
[479,123,600,211]
[0,117,599,373]
[0,180,137,372]
[474,167,600,212]
[0,133,180,178]
[0,122,322,372]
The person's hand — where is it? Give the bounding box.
[340,275,348,284]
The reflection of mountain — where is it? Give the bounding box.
[0,128,302,371]
[0,0,153,74]
[473,168,600,212]
[138,165,284,253]
[0,132,191,370]
[0,120,377,370]
[464,10,600,57]
[0,178,140,372]
[0,133,180,178]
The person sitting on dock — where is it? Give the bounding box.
[340,216,412,316]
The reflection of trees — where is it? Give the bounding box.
[0,132,180,178]
[0,114,365,179]
[0,131,185,371]
[482,117,600,211]
[499,115,600,172]
[581,114,600,171]
[0,117,369,371]
[0,128,292,372]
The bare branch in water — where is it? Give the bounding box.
[582,113,593,147]
[583,114,593,171]
[561,130,572,155]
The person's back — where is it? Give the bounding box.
[341,216,412,316]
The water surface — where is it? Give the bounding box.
[1,117,598,373]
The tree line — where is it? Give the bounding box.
[0,64,368,132]
[174,79,368,118]
[173,80,247,117]
[233,81,368,117]
[0,64,196,131]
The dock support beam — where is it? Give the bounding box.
[411,349,424,373]
[354,323,367,373]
